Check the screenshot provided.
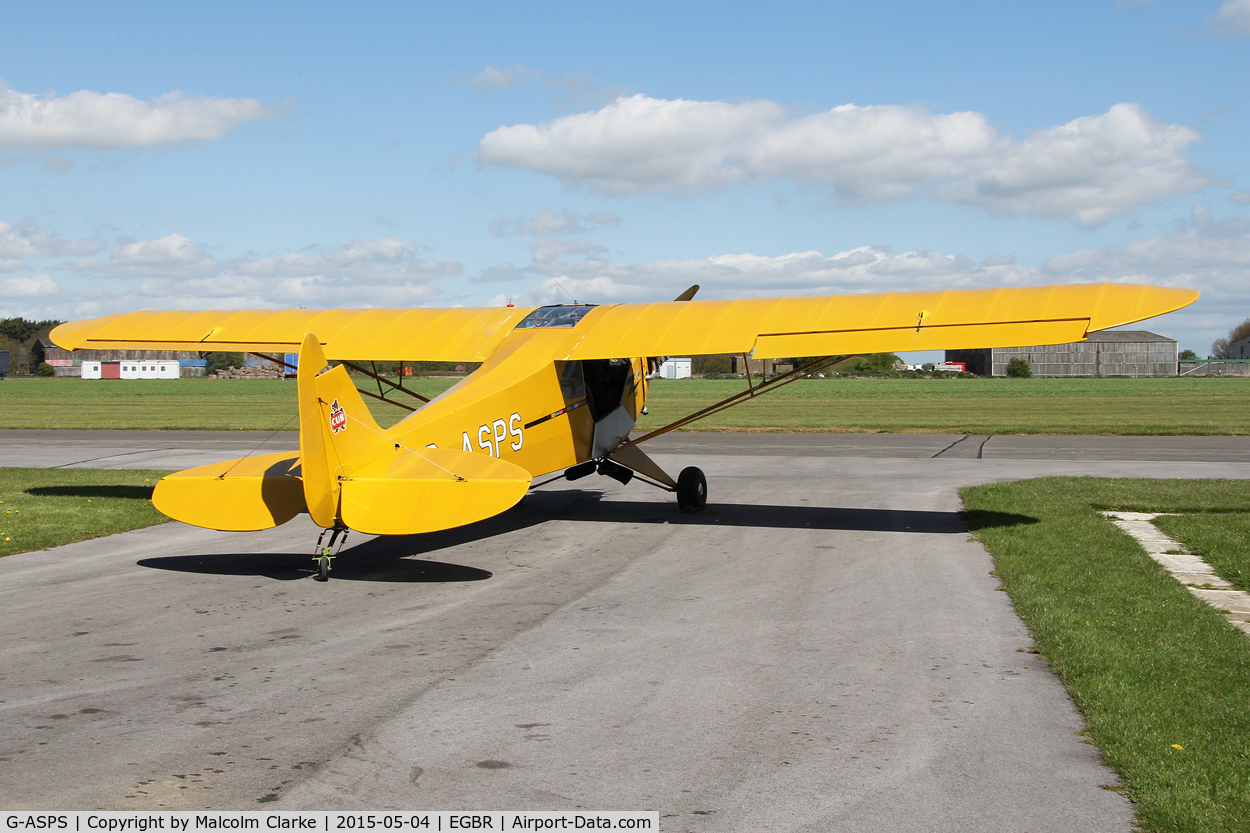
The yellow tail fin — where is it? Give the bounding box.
[295,332,532,535]
[297,332,394,527]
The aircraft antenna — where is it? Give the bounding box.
[552,279,578,305]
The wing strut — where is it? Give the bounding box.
[338,359,430,407]
[613,355,849,452]
[250,351,431,412]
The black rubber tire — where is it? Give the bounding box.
[317,556,330,582]
[676,466,707,511]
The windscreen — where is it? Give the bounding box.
[513,305,597,329]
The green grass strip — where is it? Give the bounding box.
[2,375,1249,433]
[0,467,173,557]
[639,376,1250,435]
[961,477,1250,832]
[1155,514,1250,594]
[0,377,456,430]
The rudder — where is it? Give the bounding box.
[297,332,395,527]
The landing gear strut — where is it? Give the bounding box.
[676,467,707,511]
[313,527,348,582]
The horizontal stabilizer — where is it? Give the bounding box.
[340,448,532,536]
[153,452,305,532]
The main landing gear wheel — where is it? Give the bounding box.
[676,466,707,511]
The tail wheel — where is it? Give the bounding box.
[676,467,707,511]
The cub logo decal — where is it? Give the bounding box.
[328,399,347,434]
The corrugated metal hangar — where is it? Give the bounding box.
[946,330,1178,377]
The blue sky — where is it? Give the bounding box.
[2,0,1249,356]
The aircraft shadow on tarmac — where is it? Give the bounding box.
[28,485,155,499]
[137,551,494,583]
[136,489,1035,582]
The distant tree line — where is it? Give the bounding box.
[1211,318,1250,359]
[0,317,61,374]
[787,354,902,374]
[692,352,912,377]
[0,317,59,345]
[692,355,731,375]
[203,352,248,373]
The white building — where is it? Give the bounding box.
[127,360,179,379]
[89,360,181,379]
[657,358,692,379]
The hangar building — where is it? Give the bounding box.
[945,330,1178,377]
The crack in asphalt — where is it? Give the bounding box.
[931,435,993,459]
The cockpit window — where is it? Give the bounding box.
[513,305,597,329]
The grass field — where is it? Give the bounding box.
[962,478,1250,832]
[0,467,171,558]
[641,376,1250,435]
[2,375,1249,434]
[0,376,454,430]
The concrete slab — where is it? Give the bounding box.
[1190,588,1250,615]
[1103,511,1250,636]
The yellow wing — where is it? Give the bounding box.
[556,283,1198,360]
[50,283,1197,362]
[50,306,535,361]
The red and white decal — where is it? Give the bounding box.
[328,399,347,434]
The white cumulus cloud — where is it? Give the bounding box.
[501,246,1034,307]
[0,273,60,298]
[68,233,216,276]
[529,237,608,265]
[1211,0,1250,36]
[0,80,285,149]
[478,95,1209,225]
[480,95,785,195]
[42,232,464,315]
[0,219,104,271]
[64,233,462,284]
[127,275,443,310]
[239,237,462,282]
[111,234,209,266]
[490,202,1246,352]
[1040,202,1250,303]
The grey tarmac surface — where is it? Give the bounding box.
[3,428,1250,468]
[1,431,1248,830]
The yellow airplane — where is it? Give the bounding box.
[51,282,1196,579]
